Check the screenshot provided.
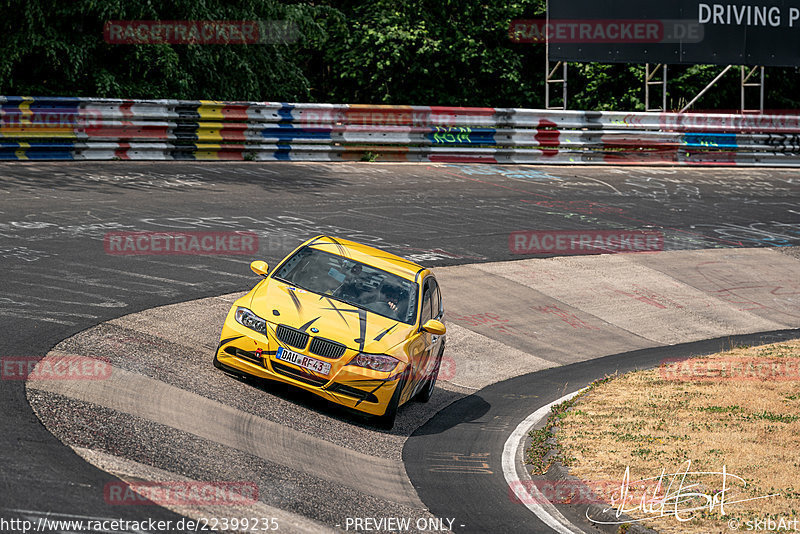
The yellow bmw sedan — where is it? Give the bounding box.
[213,235,446,428]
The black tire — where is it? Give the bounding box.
[374,368,409,430]
[213,343,225,369]
[213,344,247,379]
[415,345,443,403]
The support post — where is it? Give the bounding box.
[645,64,668,111]
[545,62,568,110]
[544,0,567,110]
[741,66,765,113]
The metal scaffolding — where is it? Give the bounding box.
[545,61,567,110]
[677,65,765,113]
[645,64,667,112]
[741,66,765,113]
[542,0,766,114]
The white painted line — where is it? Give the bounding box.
[501,388,589,534]
[134,259,254,279]
[68,263,201,287]
[4,508,130,521]
[214,256,259,265]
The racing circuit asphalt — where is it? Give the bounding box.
[1,162,799,533]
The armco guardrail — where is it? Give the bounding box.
[2,95,800,165]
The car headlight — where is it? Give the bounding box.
[351,353,399,373]
[234,307,268,336]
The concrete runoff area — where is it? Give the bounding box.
[29,361,424,508]
[73,447,338,534]
[441,247,799,387]
[25,246,800,531]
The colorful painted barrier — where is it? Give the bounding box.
[1,96,799,164]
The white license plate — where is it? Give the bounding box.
[276,347,331,376]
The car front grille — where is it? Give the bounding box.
[276,324,309,349]
[309,337,347,359]
[271,361,328,387]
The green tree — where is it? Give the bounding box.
[0,0,339,100]
[314,0,542,106]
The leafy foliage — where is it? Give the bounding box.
[313,0,541,106]
[0,0,339,100]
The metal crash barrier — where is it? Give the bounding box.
[1,96,799,165]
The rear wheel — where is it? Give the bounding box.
[415,345,443,403]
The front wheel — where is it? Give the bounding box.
[212,343,224,370]
[415,345,443,403]
[374,368,409,430]
[213,344,247,379]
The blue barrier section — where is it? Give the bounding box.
[0,141,76,160]
[263,126,332,141]
[683,133,739,149]
[277,103,295,122]
[273,147,292,161]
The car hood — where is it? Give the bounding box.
[249,279,415,355]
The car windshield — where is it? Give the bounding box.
[273,246,418,324]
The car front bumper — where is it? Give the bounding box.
[215,317,405,417]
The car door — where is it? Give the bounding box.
[429,277,444,355]
[404,277,436,402]
[422,277,445,381]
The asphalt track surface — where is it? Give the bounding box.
[1,162,799,532]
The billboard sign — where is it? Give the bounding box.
[547,1,800,67]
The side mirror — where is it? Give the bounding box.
[421,319,446,336]
[250,260,269,277]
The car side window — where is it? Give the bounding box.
[432,282,442,320]
[421,280,433,322]
[426,278,441,320]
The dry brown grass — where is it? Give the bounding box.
[553,339,800,534]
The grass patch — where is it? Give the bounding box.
[697,405,741,413]
[528,339,800,534]
[749,411,799,423]
[524,394,583,474]
[525,375,616,474]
